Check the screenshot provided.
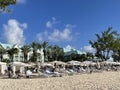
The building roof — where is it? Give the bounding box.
[63,45,86,56]
[0,43,13,49]
[76,50,86,54]
[0,43,22,49]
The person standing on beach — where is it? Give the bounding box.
[7,65,13,78]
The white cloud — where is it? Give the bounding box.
[20,23,27,28]
[44,31,48,36]
[82,45,95,53]
[36,31,48,42]
[65,24,76,29]
[48,29,61,42]
[52,17,56,21]
[46,17,58,28]
[48,28,72,42]
[17,0,26,4]
[36,28,73,42]
[61,28,72,41]
[46,21,52,28]
[3,19,27,45]
[36,33,43,42]
[37,18,77,42]
[63,45,86,54]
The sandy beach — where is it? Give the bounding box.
[0,71,120,90]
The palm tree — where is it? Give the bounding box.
[89,27,118,61]
[37,43,42,62]
[31,42,38,62]
[21,45,31,63]
[0,0,16,12]
[47,46,53,61]
[79,54,87,62]
[0,48,6,61]
[86,52,94,60]
[53,45,61,61]
[112,38,120,62]
[7,48,19,62]
[42,41,48,62]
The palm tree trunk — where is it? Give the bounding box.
[0,55,3,62]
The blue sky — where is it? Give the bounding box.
[0,0,120,52]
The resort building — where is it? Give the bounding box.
[0,43,86,63]
[0,43,44,62]
[63,45,86,56]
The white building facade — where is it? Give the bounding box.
[0,43,44,63]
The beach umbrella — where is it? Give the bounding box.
[50,61,67,66]
[80,61,96,66]
[27,62,36,67]
[67,60,81,66]
[0,62,7,65]
[10,62,31,67]
[40,63,53,67]
[101,61,115,65]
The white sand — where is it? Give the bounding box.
[0,71,120,90]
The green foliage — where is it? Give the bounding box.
[29,55,34,62]
[44,45,64,62]
[62,53,88,62]
[21,45,31,62]
[86,52,94,59]
[52,45,62,61]
[89,27,119,61]
[0,0,16,12]
[7,48,18,62]
[0,48,6,61]
[2,59,10,63]
[112,38,120,62]
[42,41,48,62]
[31,42,42,62]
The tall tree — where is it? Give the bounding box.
[47,46,53,61]
[53,45,61,61]
[7,48,19,62]
[31,42,38,62]
[42,41,48,62]
[0,0,16,12]
[112,38,120,62]
[31,42,42,62]
[21,45,31,63]
[0,48,6,61]
[79,54,87,62]
[86,52,94,60]
[89,27,118,61]
[37,43,42,62]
